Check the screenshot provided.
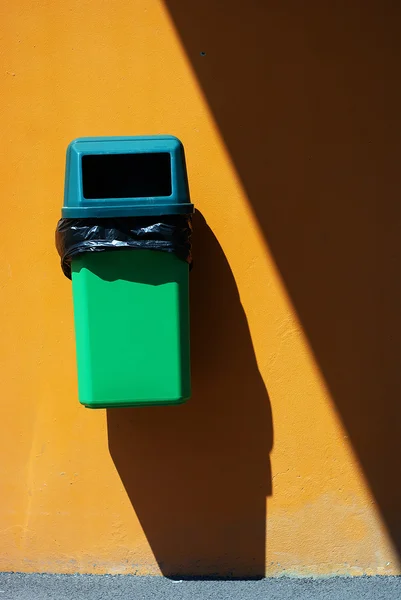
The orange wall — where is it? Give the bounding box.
[0,0,400,576]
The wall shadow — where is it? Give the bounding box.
[163,1,401,555]
[107,212,273,578]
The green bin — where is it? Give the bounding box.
[60,136,193,408]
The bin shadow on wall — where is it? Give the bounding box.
[163,0,401,556]
[107,212,273,579]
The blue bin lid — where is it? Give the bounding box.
[62,135,194,218]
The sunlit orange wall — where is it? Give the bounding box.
[0,0,399,576]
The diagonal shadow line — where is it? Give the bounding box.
[163,0,401,558]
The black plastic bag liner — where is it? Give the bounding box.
[56,215,192,279]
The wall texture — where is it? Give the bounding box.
[0,0,400,577]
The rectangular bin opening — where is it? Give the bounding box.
[82,153,172,199]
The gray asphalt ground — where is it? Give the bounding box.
[0,573,400,600]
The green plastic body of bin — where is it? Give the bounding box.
[71,249,190,408]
